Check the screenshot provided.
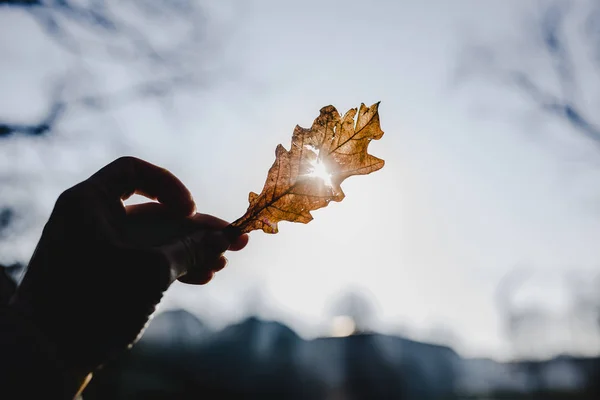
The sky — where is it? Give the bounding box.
[1,0,600,361]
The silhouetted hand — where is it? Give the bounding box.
[10,156,248,394]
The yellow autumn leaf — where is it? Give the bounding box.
[226,102,385,236]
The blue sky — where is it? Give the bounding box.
[1,0,599,360]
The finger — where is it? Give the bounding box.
[213,255,228,272]
[190,213,249,251]
[228,233,249,252]
[125,202,166,217]
[88,156,195,217]
[177,254,229,285]
[178,269,215,285]
[126,208,229,230]
[190,213,230,229]
[198,230,231,257]
[123,202,195,247]
[123,206,249,251]
[158,230,230,282]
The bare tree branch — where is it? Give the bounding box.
[460,2,600,149]
[509,72,600,144]
[0,1,40,6]
[0,102,64,138]
[540,2,576,103]
[72,72,198,111]
[0,0,221,138]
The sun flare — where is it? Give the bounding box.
[304,145,333,186]
[307,158,332,186]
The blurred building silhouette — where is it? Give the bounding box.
[82,308,592,399]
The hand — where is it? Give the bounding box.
[11,157,248,391]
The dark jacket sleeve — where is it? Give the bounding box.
[0,265,16,305]
[1,267,78,399]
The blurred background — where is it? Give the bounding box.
[1,0,600,398]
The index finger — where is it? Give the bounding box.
[88,156,196,217]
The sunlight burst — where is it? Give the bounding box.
[307,158,333,186]
[304,145,332,186]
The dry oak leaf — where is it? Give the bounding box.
[229,102,384,235]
